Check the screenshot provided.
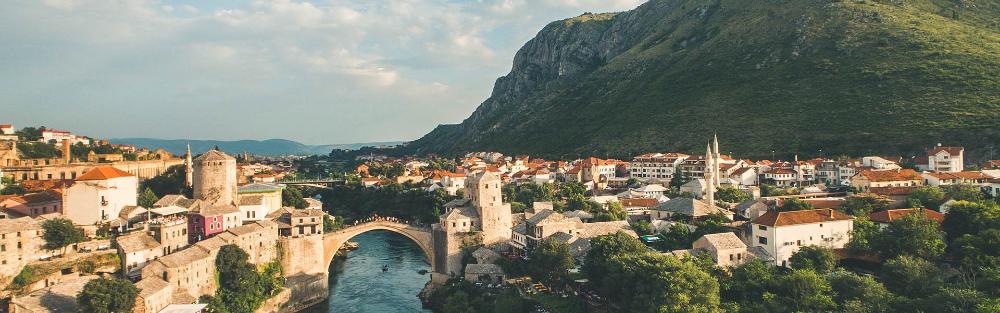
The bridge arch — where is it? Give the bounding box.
[322,221,434,269]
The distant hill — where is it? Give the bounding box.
[410,0,1000,159]
[109,138,405,156]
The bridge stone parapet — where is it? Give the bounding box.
[321,220,434,270]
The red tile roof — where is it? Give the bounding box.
[620,198,658,208]
[869,209,944,224]
[752,209,853,227]
[76,166,134,181]
[858,169,921,182]
[867,186,918,196]
[928,146,963,156]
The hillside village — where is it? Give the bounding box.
[2,124,1000,312]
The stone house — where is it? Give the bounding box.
[750,209,853,267]
[63,166,138,226]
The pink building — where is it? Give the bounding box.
[0,190,62,217]
[187,204,241,243]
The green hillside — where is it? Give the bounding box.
[411,0,1000,159]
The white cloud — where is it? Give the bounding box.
[1,0,645,143]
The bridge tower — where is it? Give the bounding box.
[467,171,512,246]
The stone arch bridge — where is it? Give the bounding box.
[322,220,434,269]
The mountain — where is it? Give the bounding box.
[410,0,1000,159]
[109,138,405,156]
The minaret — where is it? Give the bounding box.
[184,144,193,187]
[705,143,716,207]
[713,134,721,188]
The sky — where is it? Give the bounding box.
[0,0,644,145]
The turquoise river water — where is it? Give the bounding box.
[300,230,433,313]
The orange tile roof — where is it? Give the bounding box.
[752,209,853,227]
[868,186,918,196]
[620,198,658,208]
[20,179,75,192]
[869,209,944,224]
[858,169,921,182]
[76,166,133,181]
[928,146,963,156]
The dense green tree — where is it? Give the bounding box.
[841,194,893,216]
[609,253,721,313]
[601,201,627,221]
[282,186,309,209]
[767,269,836,312]
[659,223,694,251]
[140,165,191,197]
[881,255,944,298]
[778,198,814,212]
[952,229,1000,271]
[941,201,1000,242]
[875,212,946,259]
[847,216,880,254]
[908,186,947,209]
[630,220,654,235]
[944,184,987,203]
[529,238,574,283]
[558,182,586,199]
[76,277,138,313]
[1,183,26,195]
[789,245,836,274]
[920,288,988,313]
[137,187,159,208]
[716,187,750,204]
[720,259,774,310]
[211,245,282,313]
[583,232,650,291]
[41,218,84,254]
[16,142,59,159]
[829,271,899,313]
[15,126,45,141]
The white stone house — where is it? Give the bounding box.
[63,166,138,226]
[750,209,853,267]
[927,146,964,172]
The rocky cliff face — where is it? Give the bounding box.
[412,0,1000,158]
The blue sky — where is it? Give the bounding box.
[1,0,643,144]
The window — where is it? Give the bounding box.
[758,236,767,244]
[796,240,801,246]
[758,225,767,230]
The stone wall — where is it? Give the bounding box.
[278,235,328,312]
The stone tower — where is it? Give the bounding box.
[192,149,237,207]
[184,144,193,187]
[466,171,512,246]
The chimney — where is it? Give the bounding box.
[62,139,71,163]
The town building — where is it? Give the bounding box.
[850,169,922,192]
[0,190,62,217]
[868,209,944,229]
[63,166,138,226]
[0,217,44,286]
[629,153,689,182]
[926,146,964,172]
[187,204,242,243]
[670,232,751,268]
[921,171,992,187]
[650,198,732,221]
[750,209,853,267]
[435,171,513,275]
[236,183,283,221]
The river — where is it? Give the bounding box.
[301,230,433,313]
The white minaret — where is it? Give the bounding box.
[184,144,193,187]
[713,134,721,188]
[705,143,716,207]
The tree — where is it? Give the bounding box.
[604,201,627,221]
[76,277,139,313]
[875,212,946,259]
[140,165,190,197]
[767,269,836,312]
[720,259,774,310]
[941,201,1000,242]
[778,198,813,212]
[630,220,654,235]
[847,216,880,254]
[952,229,1000,272]
[282,186,309,209]
[137,187,159,208]
[529,238,574,283]
[716,187,750,204]
[789,245,836,274]
[920,287,987,313]
[558,182,586,199]
[944,184,987,203]
[41,218,84,255]
[442,290,473,313]
[211,245,282,313]
[829,271,899,313]
[1,183,26,195]
[908,186,947,209]
[841,194,893,216]
[584,232,650,294]
[659,223,694,250]
[881,255,943,298]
